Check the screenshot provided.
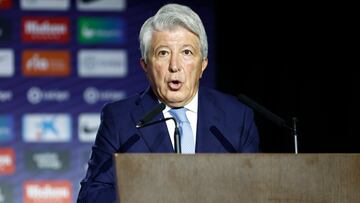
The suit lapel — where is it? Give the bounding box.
[130,88,174,152]
[196,88,226,152]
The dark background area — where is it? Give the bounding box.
[214,2,357,152]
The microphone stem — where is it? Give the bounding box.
[174,127,181,154]
[137,117,181,153]
[292,117,298,154]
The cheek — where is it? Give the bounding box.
[150,68,167,85]
[153,63,168,76]
[190,68,203,80]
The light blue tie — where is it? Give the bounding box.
[169,108,195,154]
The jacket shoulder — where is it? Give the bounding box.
[101,93,140,116]
[200,87,250,111]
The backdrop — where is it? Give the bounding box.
[0,0,215,202]
[1,0,357,202]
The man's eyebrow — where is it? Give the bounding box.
[154,45,170,50]
[182,44,195,48]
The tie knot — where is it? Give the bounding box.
[169,108,188,123]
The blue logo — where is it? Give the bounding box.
[0,115,13,142]
[22,114,71,143]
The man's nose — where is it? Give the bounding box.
[169,55,180,72]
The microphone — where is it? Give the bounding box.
[238,94,291,129]
[210,126,236,153]
[137,117,181,153]
[135,103,181,153]
[89,103,167,181]
[238,94,299,153]
[136,103,166,128]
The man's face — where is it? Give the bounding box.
[140,27,208,108]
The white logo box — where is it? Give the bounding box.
[78,49,128,78]
[0,49,14,77]
[22,114,71,142]
[78,113,100,142]
[20,0,70,10]
[77,0,126,11]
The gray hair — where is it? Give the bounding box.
[139,3,208,63]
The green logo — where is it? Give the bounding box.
[78,17,125,44]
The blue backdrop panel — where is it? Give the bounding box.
[0,0,215,202]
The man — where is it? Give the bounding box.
[77,3,259,202]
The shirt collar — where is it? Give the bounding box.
[162,91,199,113]
[184,91,198,113]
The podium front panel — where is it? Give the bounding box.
[114,153,360,203]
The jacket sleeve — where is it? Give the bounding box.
[240,107,260,152]
[77,104,120,203]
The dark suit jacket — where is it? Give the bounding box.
[77,87,259,202]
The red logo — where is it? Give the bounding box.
[0,148,15,175]
[23,180,72,203]
[0,0,12,9]
[22,17,70,43]
[22,50,70,77]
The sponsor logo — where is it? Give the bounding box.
[0,115,13,142]
[77,17,125,44]
[22,50,70,77]
[0,18,11,42]
[0,49,14,77]
[0,90,12,103]
[23,181,72,203]
[27,87,70,104]
[83,87,126,104]
[78,49,127,78]
[25,150,69,171]
[20,0,69,10]
[78,113,100,142]
[22,114,71,143]
[22,17,70,43]
[77,0,126,11]
[0,0,12,9]
[0,183,13,203]
[0,148,15,175]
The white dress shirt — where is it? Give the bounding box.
[162,92,198,149]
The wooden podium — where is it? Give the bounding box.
[114,153,360,203]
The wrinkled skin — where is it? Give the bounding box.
[140,27,208,108]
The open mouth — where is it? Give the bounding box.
[168,80,182,90]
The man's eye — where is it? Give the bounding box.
[158,50,168,56]
[183,50,193,55]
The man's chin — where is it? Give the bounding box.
[163,97,187,108]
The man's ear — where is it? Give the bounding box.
[140,58,147,72]
[200,58,208,78]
